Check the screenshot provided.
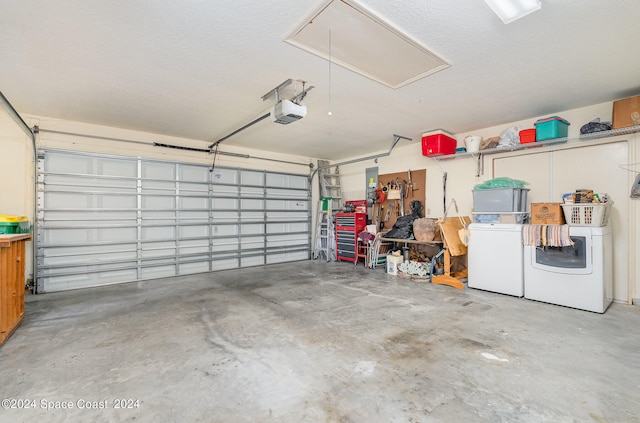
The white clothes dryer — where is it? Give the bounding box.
[524,225,612,313]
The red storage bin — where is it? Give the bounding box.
[421,131,457,156]
[519,128,536,144]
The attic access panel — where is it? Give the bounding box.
[285,0,450,89]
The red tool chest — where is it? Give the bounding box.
[336,212,367,262]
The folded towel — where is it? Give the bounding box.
[522,224,574,247]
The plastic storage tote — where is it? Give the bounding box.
[519,128,536,144]
[0,222,18,234]
[472,188,529,212]
[421,131,457,157]
[535,116,570,141]
[472,212,529,224]
[0,215,29,234]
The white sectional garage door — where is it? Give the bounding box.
[36,149,311,292]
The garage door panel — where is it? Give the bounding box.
[141,241,176,258]
[267,234,307,247]
[178,212,208,222]
[97,158,138,177]
[41,269,139,292]
[141,226,175,240]
[211,225,238,237]
[40,250,137,266]
[241,224,264,235]
[241,237,265,250]
[267,222,309,233]
[42,244,137,258]
[179,245,209,256]
[180,166,209,183]
[212,198,238,209]
[212,239,238,252]
[43,193,136,209]
[142,162,175,179]
[141,265,176,280]
[241,256,265,267]
[179,261,209,274]
[179,196,208,209]
[211,168,239,185]
[266,187,307,197]
[241,198,264,209]
[266,173,308,189]
[267,211,308,221]
[142,196,175,209]
[42,211,137,225]
[212,259,239,271]
[179,225,208,238]
[141,211,175,221]
[37,150,310,292]
[267,199,308,211]
[267,251,308,264]
[41,227,137,244]
[241,170,264,185]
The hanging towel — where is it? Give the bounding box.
[522,224,574,247]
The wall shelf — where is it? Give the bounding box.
[433,125,640,162]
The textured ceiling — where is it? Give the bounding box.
[1,1,639,160]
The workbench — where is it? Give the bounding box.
[379,216,469,289]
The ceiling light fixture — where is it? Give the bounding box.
[483,0,541,24]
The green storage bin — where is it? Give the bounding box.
[17,221,30,233]
[0,222,18,234]
[535,116,570,141]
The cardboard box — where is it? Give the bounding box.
[612,95,640,129]
[531,202,565,225]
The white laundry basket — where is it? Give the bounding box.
[561,203,611,226]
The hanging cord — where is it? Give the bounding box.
[328,29,332,116]
[442,172,448,215]
[442,198,458,219]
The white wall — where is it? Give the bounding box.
[0,110,35,280]
[338,101,639,305]
[0,114,317,283]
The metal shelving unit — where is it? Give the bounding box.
[433,125,640,161]
[430,125,640,176]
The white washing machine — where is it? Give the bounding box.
[524,225,612,313]
[468,223,524,297]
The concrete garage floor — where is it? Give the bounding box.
[1,261,640,422]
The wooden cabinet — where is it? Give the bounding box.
[0,234,31,347]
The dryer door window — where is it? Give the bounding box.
[533,236,592,273]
